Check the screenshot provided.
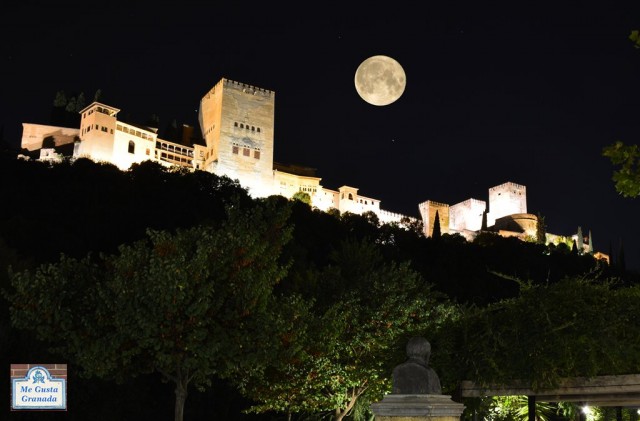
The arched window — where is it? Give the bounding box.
[348,193,353,200]
[128,141,135,154]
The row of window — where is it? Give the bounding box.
[82,124,113,135]
[204,124,215,136]
[116,124,154,140]
[234,121,261,132]
[157,151,192,165]
[82,106,113,118]
[232,145,260,159]
[125,140,191,167]
[155,141,193,157]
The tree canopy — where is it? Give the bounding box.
[602,140,640,198]
[6,199,293,421]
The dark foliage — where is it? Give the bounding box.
[0,155,629,419]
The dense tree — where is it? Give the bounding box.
[291,191,311,205]
[630,29,640,48]
[432,210,442,239]
[432,276,640,393]
[239,239,449,420]
[6,200,293,421]
[602,141,640,198]
[535,212,546,244]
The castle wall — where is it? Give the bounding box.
[110,122,157,170]
[316,188,340,211]
[21,123,79,152]
[274,169,322,200]
[493,213,538,238]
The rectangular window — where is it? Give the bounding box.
[243,148,250,156]
[254,150,260,159]
[232,146,239,154]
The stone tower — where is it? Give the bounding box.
[418,200,450,237]
[198,78,275,197]
[76,102,120,166]
[487,181,527,226]
[450,198,486,232]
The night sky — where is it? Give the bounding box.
[2,2,640,270]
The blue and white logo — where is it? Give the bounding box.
[12,366,66,410]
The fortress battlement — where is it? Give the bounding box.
[419,200,449,208]
[224,78,274,96]
[489,181,526,191]
[452,198,486,208]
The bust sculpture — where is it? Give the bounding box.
[392,336,442,394]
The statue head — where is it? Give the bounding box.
[392,336,442,394]
[406,336,431,363]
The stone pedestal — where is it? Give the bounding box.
[370,394,465,421]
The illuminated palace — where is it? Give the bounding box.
[19,77,600,254]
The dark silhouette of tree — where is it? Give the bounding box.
[602,141,640,198]
[164,119,181,143]
[8,200,293,421]
[571,239,578,254]
[93,89,102,102]
[75,92,86,113]
[146,113,161,129]
[42,136,55,148]
[618,239,627,272]
[609,240,614,266]
[51,90,68,125]
[432,210,442,239]
[535,212,546,244]
[630,29,640,48]
[291,191,311,205]
[481,209,488,231]
[576,226,584,252]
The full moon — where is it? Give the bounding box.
[354,55,406,106]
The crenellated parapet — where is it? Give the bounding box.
[223,78,274,97]
[489,181,526,192]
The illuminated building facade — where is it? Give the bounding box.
[19,77,603,257]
